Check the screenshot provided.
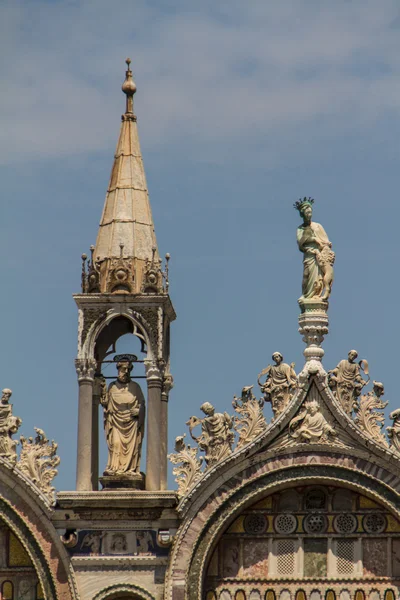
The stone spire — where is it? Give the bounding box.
[93,58,160,294]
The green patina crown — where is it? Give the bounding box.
[294,196,314,213]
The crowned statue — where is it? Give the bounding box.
[294,197,335,304]
[100,356,145,482]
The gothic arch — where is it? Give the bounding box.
[83,308,155,362]
[165,458,400,600]
[92,582,155,600]
[0,459,78,600]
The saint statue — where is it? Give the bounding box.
[187,402,234,469]
[294,197,335,302]
[258,352,297,418]
[289,400,336,443]
[388,405,400,454]
[0,389,21,463]
[100,358,145,477]
[328,350,369,415]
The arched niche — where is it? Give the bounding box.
[167,458,400,600]
[202,483,400,600]
[94,315,148,365]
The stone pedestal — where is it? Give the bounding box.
[298,298,329,373]
[99,472,145,490]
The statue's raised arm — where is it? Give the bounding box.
[294,197,335,303]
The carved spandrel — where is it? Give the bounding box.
[258,352,297,418]
[328,350,369,416]
[233,386,267,449]
[168,435,203,498]
[294,197,335,303]
[0,389,21,464]
[17,428,60,503]
[187,402,234,469]
[289,400,337,443]
[354,381,388,447]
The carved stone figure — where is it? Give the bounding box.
[82,532,103,554]
[0,389,21,464]
[289,400,337,443]
[168,435,203,498]
[18,428,60,502]
[328,350,369,415]
[355,381,388,447]
[187,402,234,469]
[111,533,127,553]
[136,531,154,554]
[258,353,297,418]
[233,385,267,449]
[294,197,335,302]
[388,406,400,454]
[100,359,145,477]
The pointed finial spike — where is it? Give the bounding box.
[122,57,137,117]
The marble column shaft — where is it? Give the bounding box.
[75,359,96,491]
[146,373,162,491]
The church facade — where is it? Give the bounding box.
[0,61,399,600]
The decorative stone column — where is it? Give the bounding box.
[298,298,329,376]
[145,360,163,491]
[160,373,174,490]
[75,358,97,491]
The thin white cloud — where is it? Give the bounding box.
[1,0,400,164]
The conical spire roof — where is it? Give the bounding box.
[93,59,159,293]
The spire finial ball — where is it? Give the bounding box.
[122,58,137,97]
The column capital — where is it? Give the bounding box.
[75,358,97,383]
[144,359,163,383]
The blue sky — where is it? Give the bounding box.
[1,0,400,490]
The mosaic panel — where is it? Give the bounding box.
[363,539,387,577]
[242,540,269,578]
[304,539,327,578]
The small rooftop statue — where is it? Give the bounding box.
[295,197,335,305]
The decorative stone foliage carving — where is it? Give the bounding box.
[328,350,369,415]
[0,389,21,464]
[289,400,337,443]
[258,353,297,418]
[168,435,203,498]
[233,386,267,449]
[17,428,60,502]
[187,403,234,469]
[354,382,388,447]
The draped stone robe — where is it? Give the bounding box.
[103,380,145,475]
[296,221,330,299]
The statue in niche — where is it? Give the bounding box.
[355,381,388,446]
[100,357,145,477]
[258,353,297,418]
[289,400,337,443]
[187,402,234,469]
[328,350,369,415]
[0,388,22,464]
[294,197,335,302]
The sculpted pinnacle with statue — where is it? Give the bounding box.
[294,197,335,306]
